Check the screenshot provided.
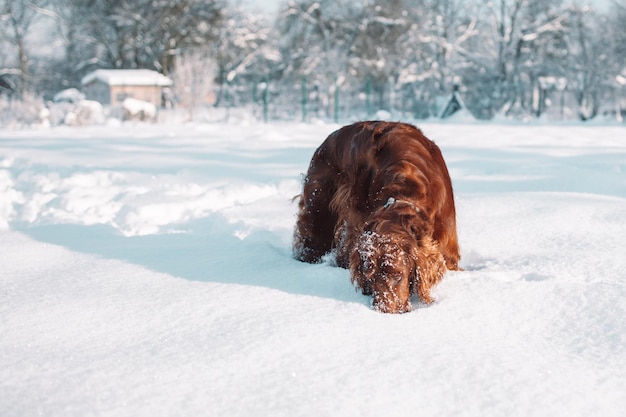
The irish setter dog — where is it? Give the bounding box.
[293,121,460,313]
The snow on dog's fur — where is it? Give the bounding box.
[294,121,460,313]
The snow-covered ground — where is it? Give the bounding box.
[1,121,625,416]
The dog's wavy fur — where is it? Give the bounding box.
[293,121,460,313]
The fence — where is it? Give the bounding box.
[215,75,444,123]
[211,73,626,123]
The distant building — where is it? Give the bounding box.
[81,69,173,107]
[438,85,474,120]
[0,76,13,95]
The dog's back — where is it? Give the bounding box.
[294,121,460,311]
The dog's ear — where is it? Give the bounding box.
[409,237,445,304]
[349,230,375,293]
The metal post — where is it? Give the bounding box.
[389,77,395,119]
[301,76,307,123]
[366,77,372,118]
[334,77,339,123]
[263,76,269,123]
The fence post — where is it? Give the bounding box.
[389,77,395,119]
[301,76,307,123]
[366,77,372,118]
[225,80,231,122]
[263,76,269,123]
[334,77,339,123]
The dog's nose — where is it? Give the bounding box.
[375,302,412,314]
[373,292,412,314]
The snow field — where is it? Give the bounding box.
[1,122,625,416]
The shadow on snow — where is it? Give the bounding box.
[18,214,364,306]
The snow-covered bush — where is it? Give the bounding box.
[63,100,105,126]
[46,102,74,126]
[120,98,157,122]
[0,89,107,128]
[0,94,47,128]
[46,98,105,127]
[53,88,85,104]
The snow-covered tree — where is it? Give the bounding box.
[607,1,626,120]
[141,0,223,74]
[0,0,52,98]
[53,0,223,74]
[346,0,416,112]
[2,0,625,122]
[479,0,568,117]
[277,0,360,117]
[171,50,216,121]
[564,6,608,120]
[397,0,480,117]
[211,6,279,107]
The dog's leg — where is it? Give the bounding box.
[412,237,446,303]
[433,212,461,271]
[293,178,337,263]
[439,228,461,271]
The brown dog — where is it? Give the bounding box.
[293,121,460,313]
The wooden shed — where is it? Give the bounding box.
[81,69,173,107]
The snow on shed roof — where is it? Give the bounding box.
[81,69,172,87]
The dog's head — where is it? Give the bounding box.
[351,228,413,313]
[349,201,445,313]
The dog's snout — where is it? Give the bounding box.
[372,290,412,314]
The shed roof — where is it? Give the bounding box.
[81,69,173,87]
